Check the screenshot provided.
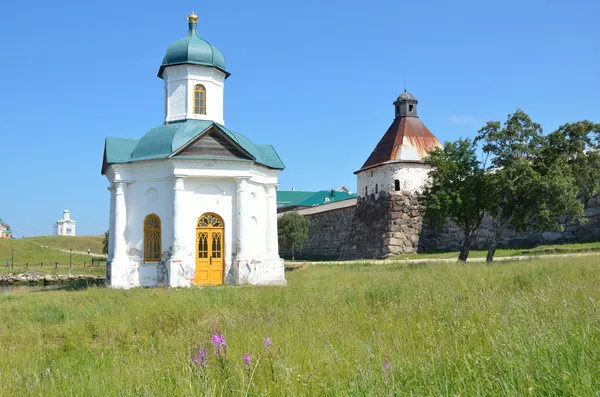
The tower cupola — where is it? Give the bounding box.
[393,90,418,119]
[159,13,229,124]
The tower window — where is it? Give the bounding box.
[395,179,400,191]
[409,104,414,112]
[375,184,378,194]
[365,186,368,195]
[194,84,206,115]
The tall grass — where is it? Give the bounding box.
[1,257,599,395]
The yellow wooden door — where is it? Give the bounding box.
[195,213,224,285]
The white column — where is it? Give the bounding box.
[107,186,116,261]
[171,175,185,261]
[265,185,279,258]
[236,178,251,260]
[113,181,128,261]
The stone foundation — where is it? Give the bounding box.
[340,191,425,259]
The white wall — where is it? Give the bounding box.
[356,162,430,198]
[164,65,226,125]
[106,159,283,288]
[123,178,173,286]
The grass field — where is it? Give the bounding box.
[390,241,600,260]
[1,257,600,395]
[283,241,600,263]
[0,236,105,273]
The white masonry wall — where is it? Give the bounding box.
[356,162,431,198]
[163,64,226,125]
[106,159,284,289]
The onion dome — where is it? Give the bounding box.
[158,13,229,78]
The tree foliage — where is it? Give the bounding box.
[426,110,600,263]
[277,212,309,260]
[476,113,600,261]
[475,110,545,261]
[423,138,488,261]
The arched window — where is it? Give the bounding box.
[194,84,206,115]
[375,184,378,194]
[144,214,161,261]
[394,179,400,191]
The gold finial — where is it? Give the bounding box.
[188,11,198,23]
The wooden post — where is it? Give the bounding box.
[25,262,28,269]
[55,262,58,269]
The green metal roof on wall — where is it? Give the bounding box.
[102,120,285,173]
[276,191,316,206]
[158,13,228,79]
[277,190,357,209]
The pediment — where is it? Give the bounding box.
[173,126,254,161]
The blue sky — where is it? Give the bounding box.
[1,0,599,236]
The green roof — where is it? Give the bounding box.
[102,120,284,173]
[276,191,317,207]
[277,190,357,209]
[158,18,228,78]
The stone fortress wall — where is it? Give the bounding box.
[280,192,600,260]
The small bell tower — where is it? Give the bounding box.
[393,90,418,119]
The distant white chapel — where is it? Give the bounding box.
[54,208,76,236]
[101,13,286,289]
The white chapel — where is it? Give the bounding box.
[54,208,76,236]
[101,13,286,289]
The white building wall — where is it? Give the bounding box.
[106,159,285,289]
[164,65,226,125]
[356,162,431,198]
[123,179,174,287]
[183,178,237,283]
[55,220,76,236]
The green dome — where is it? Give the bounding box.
[158,16,229,78]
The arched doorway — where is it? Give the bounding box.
[195,213,224,285]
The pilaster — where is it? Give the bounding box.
[265,185,280,259]
[112,181,128,261]
[236,177,251,260]
[167,175,191,287]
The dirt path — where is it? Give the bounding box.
[39,246,106,258]
[289,251,600,266]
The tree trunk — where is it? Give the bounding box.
[486,220,507,263]
[458,229,471,262]
[292,242,295,261]
[486,241,497,263]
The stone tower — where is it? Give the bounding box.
[341,91,442,259]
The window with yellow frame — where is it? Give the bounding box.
[144,214,161,261]
[194,84,206,115]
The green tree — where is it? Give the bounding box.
[277,212,309,260]
[102,231,109,255]
[475,110,545,262]
[423,138,489,262]
[477,114,600,262]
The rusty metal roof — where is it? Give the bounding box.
[357,116,442,173]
